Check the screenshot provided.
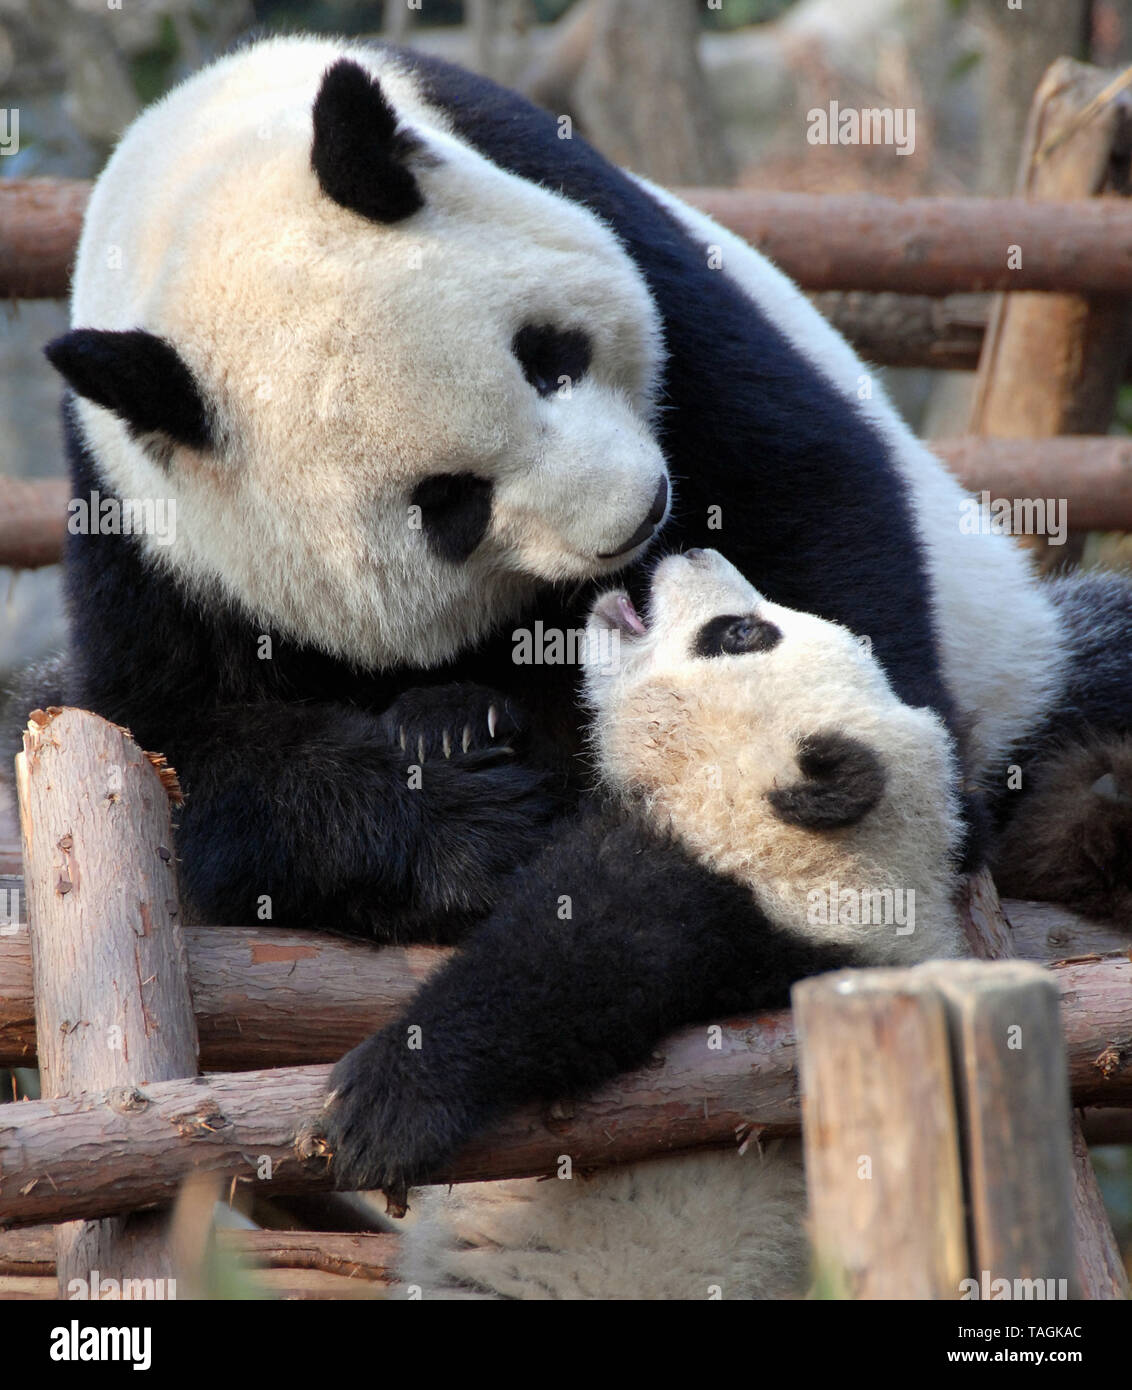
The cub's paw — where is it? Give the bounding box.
[379,683,527,764]
[316,1030,475,1215]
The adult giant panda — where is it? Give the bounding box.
[322,548,967,1298]
[23,37,1132,1179]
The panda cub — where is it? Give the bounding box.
[357,550,966,1299]
[585,547,964,964]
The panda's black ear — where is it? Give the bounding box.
[311,59,425,224]
[44,329,212,452]
[767,731,886,831]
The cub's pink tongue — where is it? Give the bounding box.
[594,591,647,636]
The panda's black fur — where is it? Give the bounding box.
[321,800,862,1207]
[35,46,957,939]
[7,38,1132,1221]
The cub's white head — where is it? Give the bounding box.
[583,549,965,963]
[47,37,668,670]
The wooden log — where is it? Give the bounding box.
[679,190,1132,295]
[15,707,198,1297]
[0,179,88,300]
[0,1276,55,1299]
[1079,1107,1132,1145]
[0,1224,398,1285]
[792,967,969,1299]
[1,886,1128,1073]
[932,436,1132,533]
[0,1008,805,1229]
[968,58,1132,572]
[13,179,1132,300]
[0,479,71,570]
[0,911,448,1069]
[3,954,1124,1233]
[926,960,1076,1295]
[962,870,1129,1300]
[811,291,991,371]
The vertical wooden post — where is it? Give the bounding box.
[16,707,199,1299]
[961,870,1129,1299]
[795,959,1081,1300]
[968,58,1132,571]
[926,960,1076,1295]
[792,968,969,1299]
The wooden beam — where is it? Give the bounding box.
[2,867,1128,1070]
[0,1225,399,1293]
[933,436,1132,532]
[680,190,1132,295]
[11,179,1132,299]
[793,966,969,1299]
[957,869,1129,1300]
[0,953,1126,1231]
[0,479,71,571]
[968,57,1132,572]
[16,707,198,1296]
[0,180,88,300]
[927,960,1076,1296]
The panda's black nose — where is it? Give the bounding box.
[598,476,669,559]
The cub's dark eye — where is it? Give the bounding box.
[512,323,591,397]
[693,613,782,659]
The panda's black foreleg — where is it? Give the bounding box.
[172,697,564,942]
[318,806,859,1205]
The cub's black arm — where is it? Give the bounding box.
[320,806,858,1204]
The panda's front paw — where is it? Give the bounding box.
[379,682,528,764]
[317,1029,477,1215]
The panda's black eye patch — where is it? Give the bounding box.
[512,324,591,397]
[411,472,494,563]
[693,613,782,659]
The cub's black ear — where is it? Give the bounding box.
[44,329,211,451]
[311,59,424,224]
[767,731,886,831]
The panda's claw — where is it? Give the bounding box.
[417,734,426,764]
[462,723,472,753]
[487,704,498,739]
[442,728,452,759]
[398,726,407,751]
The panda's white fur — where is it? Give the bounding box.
[586,548,964,963]
[67,33,1067,781]
[630,176,1066,778]
[395,551,965,1300]
[70,37,667,671]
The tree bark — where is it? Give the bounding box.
[958,869,1129,1301]
[15,180,1132,299]
[2,885,1127,1069]
[16,707,198,1297]
[0,955,1126,1231]
[968,58,1132,572]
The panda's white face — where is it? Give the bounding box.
[59,39,668,670]
[583,549,965,962]
[583,548,895,783]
